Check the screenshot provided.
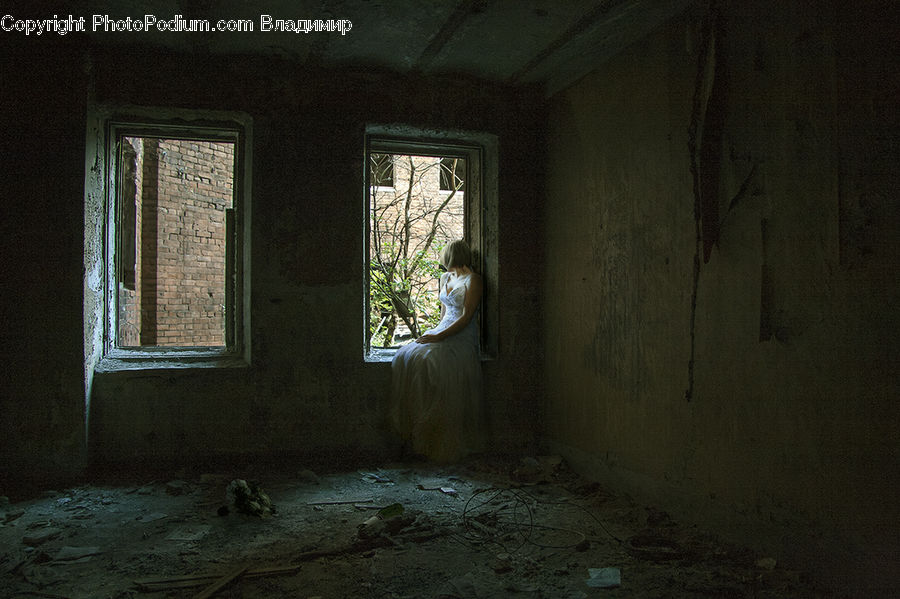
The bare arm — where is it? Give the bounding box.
[417,273,482,343]
[438,272,449,322]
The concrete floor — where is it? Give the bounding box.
[1,456,835,598]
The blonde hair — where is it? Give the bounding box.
[440,239,472,269]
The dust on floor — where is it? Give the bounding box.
[1,456,832,598]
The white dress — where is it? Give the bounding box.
[390,272,484,463]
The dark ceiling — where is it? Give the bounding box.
[76,0,693,96]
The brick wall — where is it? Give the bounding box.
[119,137,234,347]
[393,155,465,242]
[372,155,465,264]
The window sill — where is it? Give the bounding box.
[364,347,494,364]
[96,348,249,373]
[365,347,397,363]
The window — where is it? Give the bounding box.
[89,109,251,369]
[364,126,498,361]
[368,152,466,350]
[116,135,235,348]
[439,157,465,192]
[370,153,395,188]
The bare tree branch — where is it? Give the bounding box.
[369,154,465,344]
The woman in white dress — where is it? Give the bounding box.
[390,239,485,463]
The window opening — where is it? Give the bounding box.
[114,134,235,349]
[439,157,465,192]
[367,151,466,352]
[370,153,395,188]
[364,126,496,363]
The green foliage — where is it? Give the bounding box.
[368,245,445,348]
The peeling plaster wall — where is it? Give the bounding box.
[543,1,899,592]
[1,41,545,492]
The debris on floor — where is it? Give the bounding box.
[416,483,459,496]
[224,479,274,517]
[586,566,621,588]
[360,470,395,485]
[22,526,62,546]
[0,456,836,598]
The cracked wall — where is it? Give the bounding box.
[543,0,899,593]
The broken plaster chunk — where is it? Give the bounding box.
[4,509,25,523]
[357,503,415,539]
[586,567,621,588]
[357,515,386,539]
[165,524,211,541]
[360,471,393,484]
[414,484,458,496]
[54,545,101,561]
[138,512,168,523]
[22,527,62,546]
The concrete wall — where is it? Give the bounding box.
[0,43,89,492]
[85,51,545,468]
[0,38,545,491]
[543,0,899,592]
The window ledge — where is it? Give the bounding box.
[364,347,494,364]
[365,347,397,363]
[96,349,248,373]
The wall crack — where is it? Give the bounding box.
[685,1,720,401]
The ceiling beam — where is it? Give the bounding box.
[509,0,631,85]
[510,0,696,96]
[414,0,486,72]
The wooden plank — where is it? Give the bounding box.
[193,565,247,599]
[307,498,374,506]
[135,565,300,592]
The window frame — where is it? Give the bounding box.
[369,153,396,189]
[94,109,251,371]
[363,125,498,362]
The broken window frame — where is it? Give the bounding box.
[369,153,395,189]
[97,111,251,370]
[439,157,466,192]
[363,126,498,363]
